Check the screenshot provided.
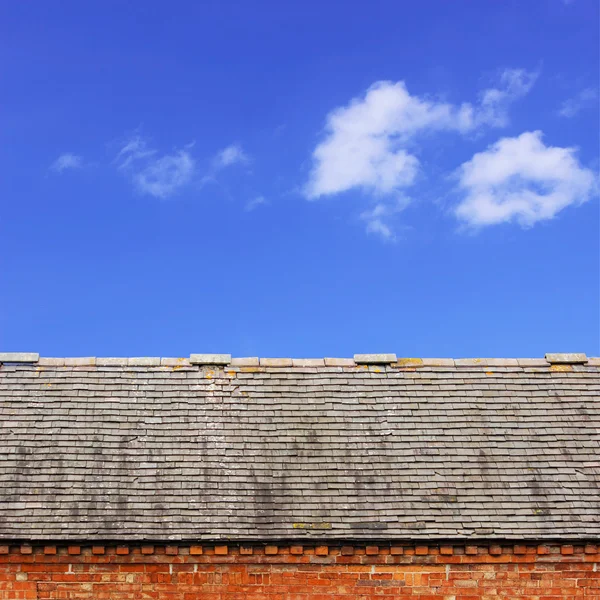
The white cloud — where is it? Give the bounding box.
[115,135,156,169]
[304,69,536,239]
[476,69,538,127]
[114,136,252,200]
[116,136,195,199]
[305,69,536,202]
[214,143,249,168]
[50,153,83,173]
[558,88,598,118]
[360,200,409,242]
[454,131,596,227]
[133,151,195,199]
[245,196,268,211]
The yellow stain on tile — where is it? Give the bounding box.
[550,364,573,372]
[397,358,424,367]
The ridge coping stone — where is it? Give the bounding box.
[292,358,326,367]
[517,358,549,367]
[96,358,129,367]
[354,353,397,364]
[545,353,588,364]
[260,358,293,367]
[230,357,259,367]
[189,354,232,365]
[127,357,161,366]
[160,357,192,367]
[64,357,96,367]
[454,358,522,367]
[37,357,66,366]
[324,358,355,366]
[0,352,39,363]
[419,358,455,367]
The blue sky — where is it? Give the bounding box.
[1,1,598,358]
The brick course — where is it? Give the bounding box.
[0,542,597,599]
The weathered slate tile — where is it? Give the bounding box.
[0,356,598,541]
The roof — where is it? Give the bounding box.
[0,353,599,542]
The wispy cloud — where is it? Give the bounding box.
[50,153,83,173]
[115,135,195,199]
[454,131,596,227]
[214,143,249,169]
[360,198,410,242]
[115,135,156,169]
[304,68,537,237]
[475,68,538,127]
[245,195,268,212]
[134,151,195,199]
[558,87,598,118]
[114,136,252,200]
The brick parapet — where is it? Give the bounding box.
[0,542,597,599]
[0,541,597,563]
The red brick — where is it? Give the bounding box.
[264,545,278,555]
[315,545,328,556]
[514,545,527,555]
[0,542,594,598]
[189,545,203,555]
[141,545,154,555]
[91,546,105,555]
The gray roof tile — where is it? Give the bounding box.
[0,358,598,541]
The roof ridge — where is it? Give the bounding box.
[1,353,597,367]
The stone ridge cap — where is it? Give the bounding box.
[0,354,597,368]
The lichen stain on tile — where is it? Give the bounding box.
[397,358,424,367]
[550,364,573,372]
[292,522,332,530]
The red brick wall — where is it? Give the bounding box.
[0,542,597,599]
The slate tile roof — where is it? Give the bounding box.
[0,354,599,541]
